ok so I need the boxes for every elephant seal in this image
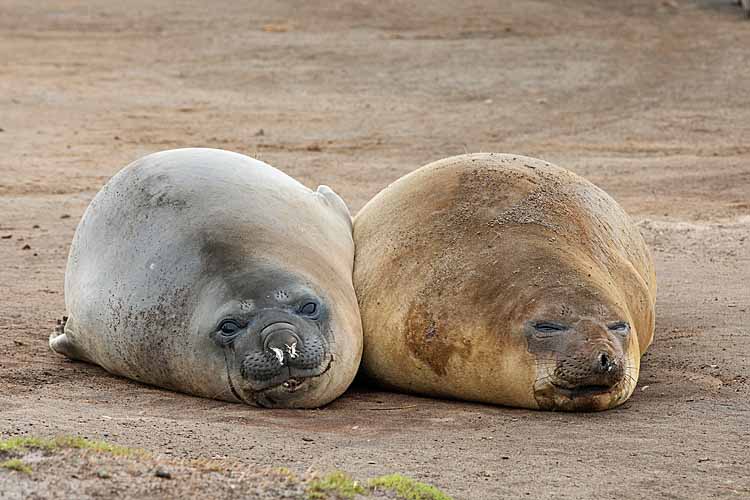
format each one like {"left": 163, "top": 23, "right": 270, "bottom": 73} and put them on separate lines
{"left": 50, "top": 148, "right": 362, "bottom": 408}
{"left": 354, "top": 153, "right": 655, "bottom": 411}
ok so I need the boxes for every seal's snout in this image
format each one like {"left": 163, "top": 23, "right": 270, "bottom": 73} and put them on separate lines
{"left": 544, "top": 335, "right": 627, "bottom": 398}
{"left": 595, "top": 351, "right": 616, "bottom": 374}
{"left": 262, "top": 322, "right": 302, "bottom": 365}
{"left": 237, "top": 317, "right": 331, "bottom": 393}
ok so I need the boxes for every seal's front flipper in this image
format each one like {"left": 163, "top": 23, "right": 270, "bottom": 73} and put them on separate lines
{"left": 49, "top": 316, "right": 92, "bottom": 363}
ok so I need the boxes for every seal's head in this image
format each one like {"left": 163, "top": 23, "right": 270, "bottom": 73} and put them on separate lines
{"left": 202, "top": 268, "right": 340, "bottom": 408}
{"left": 188, "top": 180, "right": 361, "bottom": 409}
{"left": 521, "top": 282, "right": 640, "bottom": 411}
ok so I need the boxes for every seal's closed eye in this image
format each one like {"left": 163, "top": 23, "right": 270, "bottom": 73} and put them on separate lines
{"left": 533, "top": 322, "right": 568, "bottom": 333}
{"left": 608, "top": 321, "right": 629, "bottom": 333}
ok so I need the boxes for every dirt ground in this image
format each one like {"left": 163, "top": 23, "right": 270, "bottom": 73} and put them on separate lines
{"left": 1, "top": 0, "right": 749, "bottom": 498}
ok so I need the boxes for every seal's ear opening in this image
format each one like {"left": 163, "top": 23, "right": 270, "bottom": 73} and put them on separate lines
{"left": 315, "top": 185, "right": 353, "bottom": 230}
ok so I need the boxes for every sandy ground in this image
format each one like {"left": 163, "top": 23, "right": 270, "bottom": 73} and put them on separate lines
{"left": 1, "top": 0, "right": 749, "bottom": 498}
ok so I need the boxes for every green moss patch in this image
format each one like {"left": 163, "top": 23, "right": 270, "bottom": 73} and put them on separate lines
{"left": 307, "top": 471, "right": 366, "bottom": 499}
{"left": 0, "top": 458, "right": 32, "bottom": 474}
{"left": 0, "top": 436, "right": 141, "bottom": 458}
{"left": 369, "top": 473, "right": 453, "bottom": 500}
{"left": 0, "top": 436, "right": 52, "bottom": 453}
{"left": 305, "top": 471, "right": 452, "bottom": 500}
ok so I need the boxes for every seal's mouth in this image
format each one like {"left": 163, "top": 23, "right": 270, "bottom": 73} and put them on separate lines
{"left": 223, "top": 342, "right": 334, "bottom": 406}
{"left": 531, "top": 351, "right": 637, "bottom": 411}
{"left": 533, "top": 380, "right": 625, "bottom": 412}
{"left": 247, "top": 354, "right": 333, "bottom": 398}
{"left": 551, "top": 383, "right": 615, "bottom": 398}
{"left": 251, "top": 358, "right": 334, "bottom": 408}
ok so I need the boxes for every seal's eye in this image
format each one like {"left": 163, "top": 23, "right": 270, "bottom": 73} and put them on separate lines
{"left": 533, "top": 322, "right": 567, "bottom": 333}
{"left": 219, "top": 320, "right": 241, "bottom": 336}
{"left": 608, "top": 321, "right": 630, "bottom": 333}
{"left": 299, "top": 301, "right": 319, "bottom": 318}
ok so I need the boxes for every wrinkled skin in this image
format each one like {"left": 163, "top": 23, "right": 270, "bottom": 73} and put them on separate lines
{"left": 354, "top": 153, "right": 655, "bottom": 411}
{"left": 51, "top": 148, "right": 362, "bottom": 408}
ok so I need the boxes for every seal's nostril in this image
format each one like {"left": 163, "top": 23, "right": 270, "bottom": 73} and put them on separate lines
{"left": 598, "top": 352, "right": 612, "bottom": 372}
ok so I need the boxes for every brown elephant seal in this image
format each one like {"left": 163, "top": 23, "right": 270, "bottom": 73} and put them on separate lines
{"left": 353, "top": 153, "right": 655, "bottom": 411}
{"left": 50, "top": 148, "right": 362, "bottom": 408}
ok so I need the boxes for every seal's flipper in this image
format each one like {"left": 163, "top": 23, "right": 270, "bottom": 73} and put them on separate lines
{"left": 49, "top": 316, "right": 92, "bottom": 363}
{"left": 53, "top": 315, "right": 67, "bottom": 337}
{"left": 315, "top": 185, "right": 353, "bottom": 229}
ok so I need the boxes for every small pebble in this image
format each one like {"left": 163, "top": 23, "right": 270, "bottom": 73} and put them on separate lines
{"left": 60, "top": 214, "right": 71, "bottom": 219}
{"left": 155, "top": 468, "right": 172, "bottom": 479}
{"left": 22, "top": 244, "right": 31, "bottom": 250}
{"left": 1, "top": 234, "right": 11, "bottom": 239}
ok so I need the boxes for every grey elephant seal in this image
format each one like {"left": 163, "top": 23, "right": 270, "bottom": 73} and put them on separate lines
{"left": 353, "top": 153, "right": 656, "bottom": 411}
{"left": 51, "top": 148, "right": 362, "bottom": 408}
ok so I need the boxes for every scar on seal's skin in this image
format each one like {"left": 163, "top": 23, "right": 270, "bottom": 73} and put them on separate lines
{"left": 405, "top": 302, "right": 472, "bottom": 376}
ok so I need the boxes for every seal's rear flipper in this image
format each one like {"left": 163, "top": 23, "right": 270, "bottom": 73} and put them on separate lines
{"left": 49, "top": 316, "right": 92, "bottom": 363}
{"left": 315, "top": 185, "right": 353, "bottom": 230}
